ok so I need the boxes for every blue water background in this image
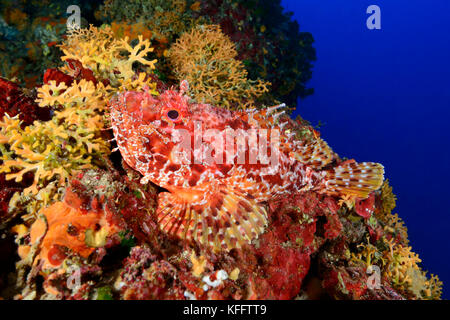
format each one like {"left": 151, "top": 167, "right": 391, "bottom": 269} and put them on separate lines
{"left": 282, "top": 0, "right": 450, "bottom": 298}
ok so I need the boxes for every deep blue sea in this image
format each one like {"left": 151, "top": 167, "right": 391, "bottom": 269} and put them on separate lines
{"left": 282, "top": 0, "right": 450, "bottom": 298}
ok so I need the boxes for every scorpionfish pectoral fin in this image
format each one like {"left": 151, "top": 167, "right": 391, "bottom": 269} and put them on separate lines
{"left": 156, "top": 186, "right": 268, "bottom": 251}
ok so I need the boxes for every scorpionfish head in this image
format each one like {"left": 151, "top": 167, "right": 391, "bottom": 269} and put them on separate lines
{"left": 110, "top": 80, "right": 214, "bottom": 172}
{"left": 112, "top": 80, "right": 192, "bottom": 133}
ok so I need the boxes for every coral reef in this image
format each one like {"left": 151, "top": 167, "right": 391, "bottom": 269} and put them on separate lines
{"left": 5, "top": 165, "right": 441, "bottom": 300}
{"left": 2, "top": 0, "right": 315, "bottom": 102}
{"left": 349, "top": 237, "right": 442, "bottom": 299}
{"left": 96, "top": 0, "right": 315, "bottom": 107}
{"left": 0, "top": 78, "right": 51, "bottom": 126}
{"left": 0, "top": 111, "right": 109, "bottom": 195}
{"left": 58, "top": 25, "right": 157, "bottom": 90}
{"left": 0, "top": 23, "right": 158, "bottom": 230}
{"left": 96, "top": 0, "right": 206, "bottom": 80}
{"left": 195, "top": 0, "right": 316, "bottom": 107}
{"left": 11, "top": 169, "right": 159, "bottom": 299}
{"left": 98, "top": 0, "right": 202, "bottom": 48}
{"left": 0, "top": 0, "right": 100, "bottom": 87}
{"left": 0, "top": 2, "right": 443, "bottom": 301}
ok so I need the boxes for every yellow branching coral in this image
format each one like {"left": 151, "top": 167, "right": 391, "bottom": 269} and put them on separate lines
{"left": 147, "top": 0, "right": 190, "bottom": 40}
{"left": 37, "top": 80, "right": 106, "bottom": 111}
{"left": 384, "top": 213, "right": 409, "bottom": 245}
{"left": 373, "top": 180, "right": 408, "bottom": 245}
{"left": 59, "top": 25, "right": 157, "bottom": 90}
{"left": 144, "top": 0, "right": 204, "bottom": 46}
{"left": 4, "top": 25, "right": 159, "bottom": 200}
{"left": 383, "top": 239, "right": 442, "bottom": 299}
{"left": 379, "top": 179, "right": 397, "bottom": 216}
{"left": 351, "top": 237, "right": 443, "bottom": 299}
{"left": 338, "top": 194, "right": 357, "bottom": 209}
{"left": 424, "top": 274, "right": 443, "bottom": 299}
{"left": 383, "top": 239, "right": 422, "bottom": 288}
{"left": 0, "top": 113, "right": 109, "bottom": 195}
{"left": 351, "top": 240, "right": 384, "bottom": 268}
{"left": 168, "top": 25, "right": 270, "bottom": 109}
{"left": 8, "top": 181, "right": 64, "bottom": 223}
{"left": 118, "top": 72, "right": 159, "bottom": 93}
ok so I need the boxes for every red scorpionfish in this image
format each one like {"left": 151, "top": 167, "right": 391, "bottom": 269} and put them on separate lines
{"left": 110, "top": 81, "right": 384, "bottom": 251}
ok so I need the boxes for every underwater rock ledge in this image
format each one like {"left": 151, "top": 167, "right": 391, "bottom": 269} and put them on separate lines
{"left": 0, "top": 1, "right": 443, "bottom": 300}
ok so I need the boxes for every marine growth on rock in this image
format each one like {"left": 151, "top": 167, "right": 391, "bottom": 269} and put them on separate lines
{"left": 0, "top": 0, "right": 442, "bottom": 301}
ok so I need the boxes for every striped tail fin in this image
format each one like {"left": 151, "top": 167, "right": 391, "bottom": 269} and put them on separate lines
{"left": 323, "top": 161, "right": 385, "bottom": 198}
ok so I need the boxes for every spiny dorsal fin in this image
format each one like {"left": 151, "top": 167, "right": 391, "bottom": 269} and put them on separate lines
{"left": 243, "top": 104, "right": 289, "bottom": 127}
{"left": 293, "top": 137, "right": 335, "bottom": 170}
{"left": 157, "top": 186, "right": 268, "bottom": 251}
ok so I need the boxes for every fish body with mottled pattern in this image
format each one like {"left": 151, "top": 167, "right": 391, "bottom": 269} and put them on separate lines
{"left": 110, "top": 81, "right": 384, "bottom": 251}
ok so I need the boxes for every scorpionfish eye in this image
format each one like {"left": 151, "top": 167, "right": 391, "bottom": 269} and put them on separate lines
{"left": 167, "top": 109, "right": 180, "bottom": 121}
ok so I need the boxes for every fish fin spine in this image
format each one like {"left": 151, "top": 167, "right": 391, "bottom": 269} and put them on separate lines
{"left": 157, "top": 186, "right": 268, "bottom": 251}
{"left": 293, "top": 137, "right": 335, "bottom": 169}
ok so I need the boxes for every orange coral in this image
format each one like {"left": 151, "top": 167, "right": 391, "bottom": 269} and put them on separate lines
{"left": 26, "top": 193, "right": 120, "bottom": 270}
{"left": 99, "top": 0, "right": 199, "bottom": 46}
{"left": 2, "top": 8, "right": 28, "bottom": 31}
{"left": 110, "top": 21, "right": 153, "bottom": 41}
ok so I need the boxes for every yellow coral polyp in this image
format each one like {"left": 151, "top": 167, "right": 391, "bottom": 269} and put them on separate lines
{"left": 190, "top": 251, "right": 207, "bottom": 277}
{"left": 338, "top": 194, "right": 357, "bottom": 209}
